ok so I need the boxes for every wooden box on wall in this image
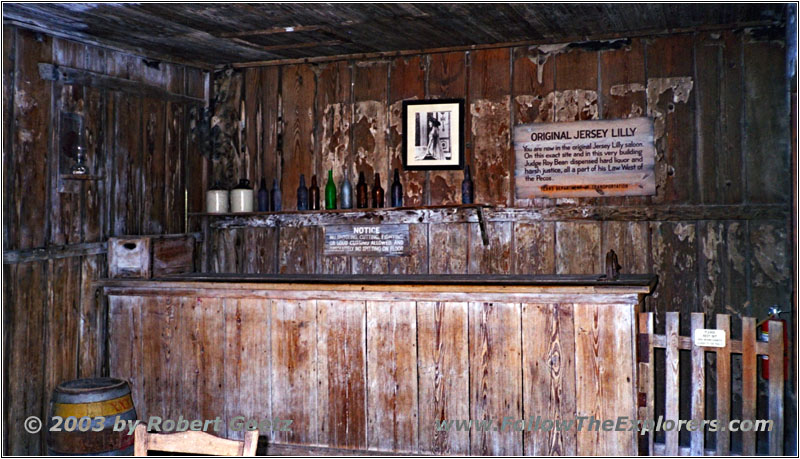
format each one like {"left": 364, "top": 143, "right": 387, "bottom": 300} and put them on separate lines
{"left": 108, "top": 235, "right": 195, "bottom": 278}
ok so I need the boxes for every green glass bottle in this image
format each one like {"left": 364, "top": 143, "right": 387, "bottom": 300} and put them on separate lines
{"left": 325, "top": 169, "right": 337, "bottom": 210}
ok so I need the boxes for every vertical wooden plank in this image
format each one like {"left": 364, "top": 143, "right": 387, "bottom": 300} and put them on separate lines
{"left": 13, "top": 29, "right": 51, "bottom": 249}
{"left": 44, "top": 257, "right": 81, "bottom": 400}
{"left": 164, "top": 98, "right": 185, "bottom": 233}
{"left": 650, "top": 222, "right": 698, "bottom": 333}
{"left": 141, "top": 296, "right": 179, "bottom": 420}
{"left": 259, "top": 67, "right": 280, "bottom": 184}
{"left": 142, "top": 97, "right": 167, "bottom": 234}
{"left": 638, "top": 312, "right": 655, "bottom": 456}
{"left": 469, "top": 301, "right": 522, "bottom": 455}
{"left": 513, "top": 222, "right": 555, "bottom": 274}
{"left": 51, "top": 80, "right": 84, "bottom": 245}
{"left": 281, "top": 64, "right": 315, "bottom": 210}
{"left": 512, "top": 44, "right": 555, "bottom": 208}
{"left": 429, "top": 52, "right": 468, "bottom": 205}
{"left": 429, "top": 223, "right": 468, "bottom": 275}
{"left": 317, "top": 300, "right": 366, "bottom": 449}
{"left": 315, "top": 227, "right": 349, "bottom": 275}
{"left": 743, "top": 32, "right": 789, "bottom": 203}
{"left": 468, "top": 221, "right": 512, "bottom": 274}
{"left": 278, "top": 226, "right": 316, "bottom": 274}
{"left": 243, "top": 227, "right": 277, "bottom": 274}
{"left": 107, "top": 295, "right": 144, "bottom": 418}
{"left": 351, "top": 62, "right": 389, "bottom": 273}
{"left": 83, "top": 84, "right": 105, "bottom": 242}
{"left": 77, "top": 254, "right": 103, "bottom": 377}
{"left": 243, "top": 67, "right": 262, "bottom": 186}
{"left": 715, "top": 314, "right": 731, "bottom": 455}
{"left": 224, "top": 298, "right": 271, "bottom": 440}
{"left": 690, "top": 312, "right": 705, "bottom": 455}
{"left": 352, "top": 60, "right": 389, "bottom": 190}
{"left": 389, "top": 56, "right": 426, "bottom": 206}
{"left": 695, "top": 31, "right": 744, "bottom": 204}
{"left": 600, "top": 38, "right": 646, "bottom": 120}
{"left": 181, "top": 297, "right": 225, "bottom": 425}
{"left": 767, "top": 320, "right": 785, "bottom": 455}
{"left": 6, "top": 262, "right": 46, "bottom": 455}
{"left": 664, "top": 311, "right": 680, "bottom": 456}
{"left": 112, "top": 91, "right": 142, "bottom": 235}
{"left": 469, "top": 48, "right": 511, "bottom": 206}
{"left": 741, "top": 316, "right": 757, "bottom": 456}
{"left": 315, "top": 61, "right": 352, "bottom": 207}
{"left": 699, "top": 221, "right": 749, "bottom": 333}
{"left": 555, "top": 222, "right": 602, "bottom": 274}
{"left": 601, "top": 221, "right": 649, "bottom": 274}
{"left": 574, "top": 303, "right": 637, "bottom": 456}
{"left": 366, "top": 301, "right": 418, "bottom": 452}
{"left": 417, "top": 301, "right": 469, "bottom": 455}
{"left": 523, "top": 303, "right": 577, "bottom": 455}
{"left": 646, "top": 34, "right": 697, "bottom": 204}
{"left": 271, "top": 300, "right": 317, "bottom": 445}
{"left": 3, "top": 25, "right": 16, "bottom": 250}
{"left": 388, "top": 224, "right": 428, "bottom": 275}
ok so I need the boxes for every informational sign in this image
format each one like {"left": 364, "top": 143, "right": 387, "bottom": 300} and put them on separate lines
{"left": 693, "top": 329, "right": 727, "bottom": 348}
{"left": 323, "top": 224, "right": 409, "bottom": 257}
{"left": 514, "top": 117, "right": 656, "bottom": 198}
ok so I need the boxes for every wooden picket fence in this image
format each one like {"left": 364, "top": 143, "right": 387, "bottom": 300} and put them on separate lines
{"left": 638, "top": 312, "right": 785, "bottom": 456}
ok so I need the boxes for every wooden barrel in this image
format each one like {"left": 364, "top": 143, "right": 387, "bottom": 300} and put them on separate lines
{"left": 47, "top": 378, "right": 137, "bottom": 456}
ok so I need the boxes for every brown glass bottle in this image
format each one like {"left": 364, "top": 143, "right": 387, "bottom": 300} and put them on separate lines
{"left": 309, "top": 175, "right": 320, "bottom": 210}
{"left": 371, "top": 173, "right": 384, "bottom": 208}
{"left": 356, "top": 171, "right": 369, "bottom": 208}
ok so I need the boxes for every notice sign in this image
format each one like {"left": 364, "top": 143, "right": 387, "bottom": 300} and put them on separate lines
{"left": 514, "top": 117, "right": 656, "bottom": 198}
{"left": 693, "top": 329, "right": 726, "bottom": 348}
{"left": 324, "top": 224, "right": 409, "bottom": 257}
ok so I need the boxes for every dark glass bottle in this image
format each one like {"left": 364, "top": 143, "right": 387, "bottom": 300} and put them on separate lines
{"left": 461, "top": 165, "right": 474, "bottom": 204}
{"left": 325, "top": 169, "right": 337, "bottom": 210}
{"left": 372, "top": 173, "right": 384, "bottom": 208}
{"left": 297, "top": 174, "right": 309, "bottom": 210}
{"left": 390, "top": 168, "right": 403, "bottom": 207}
{"left": 356, "top": 171, "right": 369, "bottom": 209}
{"left": 271, "top": 178, "right": 282, "bottom": 211}
{"left": 257, "top": 177, "right": 269, "bottom": 212}
{"left": 309, "top": 175, "right": 320, "bottom": 210}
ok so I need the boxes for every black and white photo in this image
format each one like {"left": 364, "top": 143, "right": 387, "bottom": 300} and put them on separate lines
{"left": 402, "top": 99, "right": 464, "bottom": 170}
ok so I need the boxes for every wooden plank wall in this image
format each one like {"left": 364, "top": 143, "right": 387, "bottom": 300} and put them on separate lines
{"left": 2, "top": 25, "right": 208, "bottom": 455}
{"left": 208, "top": 28, "right": 795, "bottom": 453}
{"left": 108, "top": 295, "right": 640, "bottom": 455}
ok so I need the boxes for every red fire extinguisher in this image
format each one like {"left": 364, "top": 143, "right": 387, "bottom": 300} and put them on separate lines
{"left": 758, "top": 305, "right": 788, "bottom": 381}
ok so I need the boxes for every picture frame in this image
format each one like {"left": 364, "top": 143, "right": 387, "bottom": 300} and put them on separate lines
{"left": 402, "top": 98, "right": 464, "bottom": 170}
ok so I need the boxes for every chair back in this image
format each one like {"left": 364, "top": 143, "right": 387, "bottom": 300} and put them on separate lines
{"left": 133, "top": 424, "right": 258, "bottom": 456}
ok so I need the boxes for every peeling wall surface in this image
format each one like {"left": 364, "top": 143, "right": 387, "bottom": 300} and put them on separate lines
{"left": 208, "top": 29, "right": 795, "bottom": 454}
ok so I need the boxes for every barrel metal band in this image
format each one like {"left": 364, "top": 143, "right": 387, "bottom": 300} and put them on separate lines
{"left": 53, "top": 394, "right": 134, "bottom": 418}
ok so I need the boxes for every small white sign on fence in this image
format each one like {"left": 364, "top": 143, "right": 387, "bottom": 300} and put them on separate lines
{"left": 693, "top": 329, "right": 727, "bottom": 348}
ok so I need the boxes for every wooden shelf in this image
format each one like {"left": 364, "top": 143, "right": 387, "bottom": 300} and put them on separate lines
{"left": 59, "top": 173, "right": 105, "bottom": 181}
{"left": 188, "top": 203, "right": 487, "bottom": 218}
{"left": 189, "top": 204, "right": 489, "bottom": 229}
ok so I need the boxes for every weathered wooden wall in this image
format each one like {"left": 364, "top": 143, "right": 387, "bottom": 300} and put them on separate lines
{"left": 207, "top": 28, "right": 795, "bottom": 453}
{"left": 2, "top": 25, "right": 208, "bottom": 455}
{"left": 105, "top": 280, "right": 646, "bottom": 455}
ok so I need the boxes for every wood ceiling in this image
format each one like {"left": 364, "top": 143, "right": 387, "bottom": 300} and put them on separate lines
{"left": 2, "top": 3, "right": 787, "bottom": 68}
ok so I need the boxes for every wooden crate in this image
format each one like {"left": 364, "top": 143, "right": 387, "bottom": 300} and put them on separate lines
{"left": 108, "top": 235, "right": 194, "bottom": 279}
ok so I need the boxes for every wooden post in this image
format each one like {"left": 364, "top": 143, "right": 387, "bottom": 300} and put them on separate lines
{"left": 715, "top": 314, "right": 731, "bottom": 455}
{"left": 689, "top": 312, "right": 705, "bottom": 455}
{"left": 741, "top": 316, "right": 757, "bottom": 455}
{"left": 664, "top": 311, "right": 680, "bottom": 455}
{"left": 767, "top": 320, "right": 785, "bottom": 455}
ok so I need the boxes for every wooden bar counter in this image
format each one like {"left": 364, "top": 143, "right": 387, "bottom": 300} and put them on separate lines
{"left": 99, "top": 274, "right": 656, "bottom": 456}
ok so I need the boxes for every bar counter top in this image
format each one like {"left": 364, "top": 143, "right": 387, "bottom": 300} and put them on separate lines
{"left": 97, "top": 273, "right": 657, "bottom": 294}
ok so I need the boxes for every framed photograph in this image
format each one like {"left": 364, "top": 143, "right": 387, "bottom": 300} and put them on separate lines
{"left": 402, "top": 99, "right": 464, "bottom": 170}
